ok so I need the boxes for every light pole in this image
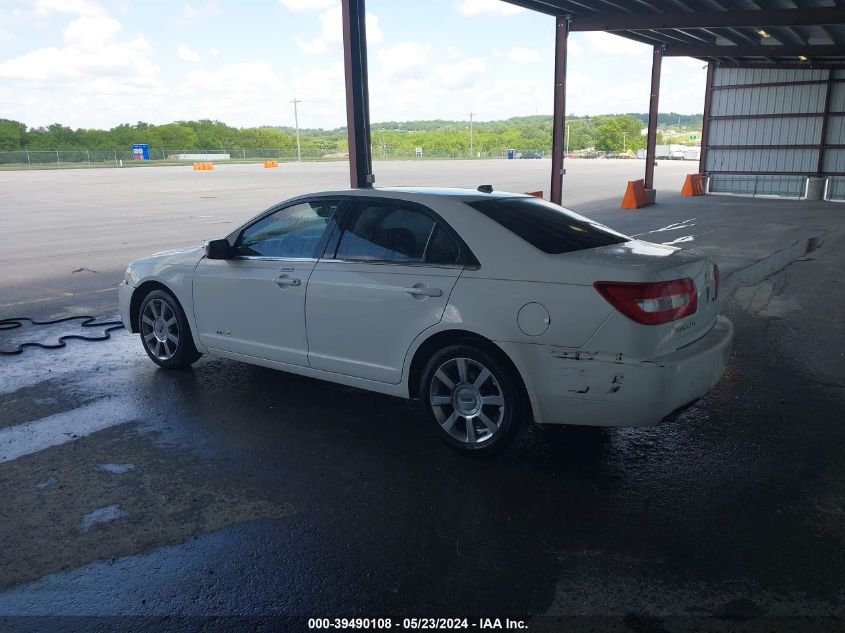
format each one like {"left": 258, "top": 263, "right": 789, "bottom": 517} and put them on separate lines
{"left": 469, "top": 112, "right": 476, "bottom": 156}
{"left": 623, "top": 131, "right": 627, "bottom": 152}
{"left": 291, "top": 98, "right": 302, "bottom": 161}
{"left": 565, "top": 123, "right": 570, "bottom": 155}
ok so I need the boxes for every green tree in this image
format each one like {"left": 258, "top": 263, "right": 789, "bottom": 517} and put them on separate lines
{"left": 0, "top": 119, "right": 27, "bottom": 150}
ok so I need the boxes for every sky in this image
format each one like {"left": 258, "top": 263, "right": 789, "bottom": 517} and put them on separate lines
{"left": 0, "top": 0, "right": 708, "bottom": 130}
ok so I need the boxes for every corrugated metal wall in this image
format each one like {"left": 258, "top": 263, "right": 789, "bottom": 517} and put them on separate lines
{"left": 824, "top": 69, "right": 845, "bottom": 179}
{"left": 703, "top": 66, "right": 844, "bottom": 198}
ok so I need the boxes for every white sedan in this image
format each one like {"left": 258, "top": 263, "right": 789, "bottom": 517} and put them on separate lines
{"left": 119, "top": 187, "right": 732, "bottom": 454}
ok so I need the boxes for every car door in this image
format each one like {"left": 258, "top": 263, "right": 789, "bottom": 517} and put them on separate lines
{"left": 306, "top": 197, "right": 465, "bottom": 384}
{"left": 193, "top": 198, "right": 342, "bottom": 366}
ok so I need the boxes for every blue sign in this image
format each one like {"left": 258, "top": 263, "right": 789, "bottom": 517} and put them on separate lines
{"left": 132, "top": 144, "right": 150, "bottom": 160}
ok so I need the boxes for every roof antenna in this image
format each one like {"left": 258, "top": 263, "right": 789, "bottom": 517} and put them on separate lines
{"left": 477, "top": 184, "right": 493, "bottom": 193}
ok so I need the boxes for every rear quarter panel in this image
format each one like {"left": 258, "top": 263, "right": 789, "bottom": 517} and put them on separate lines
{"left": 444, "top": 277, "right": 613, "bottom": 348}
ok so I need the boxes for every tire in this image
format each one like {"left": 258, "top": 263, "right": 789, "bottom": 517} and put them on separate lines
{"left": 138, "top": 289, "right": 201, "bottom": 369}
{"left": 419, "top": 344, "right": 522, "bottom": 455}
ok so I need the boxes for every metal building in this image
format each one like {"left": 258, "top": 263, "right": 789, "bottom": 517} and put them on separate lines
{"left": 339, "top": 0, "right": 845, "bottom": 204}
{"left": 703, "top": 65, "right": 845, "bottom": 199}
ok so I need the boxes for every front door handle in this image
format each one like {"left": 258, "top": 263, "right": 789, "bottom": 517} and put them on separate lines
{"left": 405, "top": 286, "right": 442, "bottom": 297}
{"left": 275, "top": 275, "right": 301, "bottom": 288}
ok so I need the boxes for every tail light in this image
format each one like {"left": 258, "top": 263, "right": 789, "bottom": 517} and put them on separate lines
{"left": 594, "top": 278, "right": 698, "bottom": 325}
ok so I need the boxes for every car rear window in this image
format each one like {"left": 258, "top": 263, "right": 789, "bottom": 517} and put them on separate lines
{"left": 466, "top": 197, "right": 629, "bottom": 254}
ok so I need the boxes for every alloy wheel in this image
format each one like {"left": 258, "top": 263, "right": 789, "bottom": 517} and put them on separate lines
{"left": 429, "top": 357, "right": 506, "bottom": 445}
{"left": 141, "top": 298, "right": 179, "bottom": 361}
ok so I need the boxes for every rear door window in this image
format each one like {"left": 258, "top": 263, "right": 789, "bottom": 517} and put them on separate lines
{"left": 335, "top": 204, "right": 434, "bottom": 262}
{"left": 466, "top": 197, "right": 629, "bottom": 254}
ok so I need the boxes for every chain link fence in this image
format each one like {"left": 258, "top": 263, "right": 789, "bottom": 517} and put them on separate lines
{"left": 0, "top": 148, "right": 548, "bottom": 170}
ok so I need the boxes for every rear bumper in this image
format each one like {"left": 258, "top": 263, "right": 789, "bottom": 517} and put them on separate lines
{"left": 498, "top": 316, "right": 733, "bottom": 426}
{"left": 118, "top": 281, "right": 134, "bottom": 332}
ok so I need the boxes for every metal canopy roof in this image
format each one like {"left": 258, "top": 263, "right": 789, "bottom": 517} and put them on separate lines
{"left": 503, "top": 1, "right": 845, "bottom": 66}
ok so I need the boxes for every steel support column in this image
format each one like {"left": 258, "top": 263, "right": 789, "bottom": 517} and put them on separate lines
{"left": 550, "top": 16, "right": 569, "bottom": 205}
{"left": 341, "top": 0, "right": 373, "bottom": 188}
{"left": 698, "top": 62, "right": 714, "bottom": 176}
{"left": 645, "top": 45, "right": 663, "bottom": 194}
{"left": 817, "top": 69, "right": 834, "bottom": 175}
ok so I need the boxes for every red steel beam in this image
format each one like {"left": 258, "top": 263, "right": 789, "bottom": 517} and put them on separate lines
{"left": 341, "top": 0, "right": 373, "bottom": 189}
{"left": 664, "top": 44, "right": 844, "bottom": 58}
{"left": 817, "top": 70, "right": 834, "bottom": 175}
{"left": 550, "top": 16, "right": 569, "bottom": 205}
{"left": 644, "top": 45, "right": 663, "bottom": 192}
{"left": 698, "top": 62, "right": 714, "bottom": 176}
{"left": 568, "top": 7, "right": 845, "bottom": 31}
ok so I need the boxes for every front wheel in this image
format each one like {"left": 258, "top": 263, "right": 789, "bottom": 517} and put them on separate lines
{"left": 420, "top": 345, "right": 522, "bottom": 455}
{"left": 138, "top": 289, "right": 201, "bottom": 369}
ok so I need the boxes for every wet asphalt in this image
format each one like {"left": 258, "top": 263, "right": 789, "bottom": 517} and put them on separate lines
{"left": 1, "top": 163, "right": 844, "bottom": 630}
{"left": 1, "top": 285, "right": 844, "bottom": 630}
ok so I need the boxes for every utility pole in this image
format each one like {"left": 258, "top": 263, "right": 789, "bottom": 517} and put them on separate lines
{"left": 565, "top": 123, "right": 570, "bottom": 155}
{"left": 469, "top": 112, "right": 476, "bottom": 155}
{"left": 291, "top": 98, "right": 302, "bottom": 161}
{"left": 623, "top": 131, "right": 627, "bottom": 152}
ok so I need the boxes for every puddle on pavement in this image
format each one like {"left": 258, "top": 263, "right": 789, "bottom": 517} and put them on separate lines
{"left": 0, "top": 422, "right": 296, "bottom": 591}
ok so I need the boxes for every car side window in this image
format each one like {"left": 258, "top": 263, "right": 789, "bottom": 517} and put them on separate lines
{"left": 335, "top": 203, "right": 436, "bottom": 263}
{"left": 425, "top": 224, "right": 460, "bottom": 265}
{"left": 235, "top": 200, "right": 339, "bottom": 259}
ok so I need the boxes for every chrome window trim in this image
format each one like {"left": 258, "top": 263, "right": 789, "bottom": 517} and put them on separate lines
{"left": 230, "top": 256, "right": 319, "bottom": 263}
{"left": 317, "top": 258, "right": 467, "bottom": 271}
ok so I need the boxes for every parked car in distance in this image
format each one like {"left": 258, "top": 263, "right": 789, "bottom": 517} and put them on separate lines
{"left": 119, "top": 187, "right": 732, "bottom": 454}
{"left": 520, "top": 151, "right": 543, "bottom": 159}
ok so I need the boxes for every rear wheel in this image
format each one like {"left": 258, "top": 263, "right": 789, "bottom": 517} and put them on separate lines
{"left": 420, "top": 344, "right": 522, "bottom": 455}
{"left": 138, "top": 289, "right": 201, "bottom": 369}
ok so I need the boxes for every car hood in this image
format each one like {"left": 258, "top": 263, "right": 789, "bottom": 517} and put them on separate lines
{"left": 130, "top": 245, "right": 205, "bottom": 269}
{"left": 139, "top": 246, "right": 205, "bottom": 266}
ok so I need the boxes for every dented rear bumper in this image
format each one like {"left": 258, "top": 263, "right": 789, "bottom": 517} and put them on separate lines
{"left": 498, "top": 316, "right": 733, "bottom": 426}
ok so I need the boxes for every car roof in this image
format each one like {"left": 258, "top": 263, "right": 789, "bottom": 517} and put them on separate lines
{"left": 301, "top": 187, "right": 531, "bottom": 201}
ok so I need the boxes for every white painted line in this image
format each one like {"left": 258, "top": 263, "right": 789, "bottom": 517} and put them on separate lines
{"left": 0, "top": 399, "right": 129, "bottom": 464}
{"left": 662, "top": 235, "right": 695, "bottom": 245}
{"left": 634, "top": 218, "right": 697, "bottom": 236}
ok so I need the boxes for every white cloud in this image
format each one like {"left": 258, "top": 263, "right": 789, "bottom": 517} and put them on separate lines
{"left": 182, "top": 62, "right": 280, "bottom": 94}
{"left": 583, "top": 32, "right": 650, "bottom": 56}
{"left": 0, "top": 26, "right": 15, "bottom": 45}
{"left": 568, "top": 38, "right": 584, "bottom": 56}
{"left": 0, "top": 16, "right": 158, "bottom": 86}
{"left": 33, "top": 0, "right": 103, "bottom": 17}
{"left": 507, "top": 47, "right": 539, "bottom": 64}
{"left": 208, "top": 47, "right": 219, "bottom": 57}
{"left": 0, "top": 7, "right": 167, "bottom": 128}
{"left": 456, "top": 0, "right": 524, "bottom": 16}
{"left": 277, "top": 0, "right": 336, "bottom": 12}
{"left": 177, "top": 43, "right": 200, "bottom": 62}
{"left": 297, "top": 4, "right": 382, "bottom": 54}
{"left": 64, "top": 16, "right": 121, "bottom": 49}
{"left": 435, "top": 56, "right": 486, "bottom": 89}
{"left": 288, "top": 61, "right": 346, "bottom": 127}
{"left": 181, "top": 3, "right": 198, "bottom": 20}
{"left": 376, "top": 42, "right": 430, "bottom": 78}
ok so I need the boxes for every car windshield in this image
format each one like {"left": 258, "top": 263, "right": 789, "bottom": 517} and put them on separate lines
{"left": 466, "top": 197, "right": 629, "bottom": 255}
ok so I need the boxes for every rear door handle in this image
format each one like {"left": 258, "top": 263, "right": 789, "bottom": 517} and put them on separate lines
{"left": 275, "top": 275, "right": 301, "bottom": 288}
{"left": 405, "top": 286, "right": 442, "bottom": 297}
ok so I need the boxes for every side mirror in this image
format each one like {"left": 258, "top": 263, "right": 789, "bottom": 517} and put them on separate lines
{"left": 205, "top": 239, "right": 233, "bottom": 260}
